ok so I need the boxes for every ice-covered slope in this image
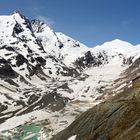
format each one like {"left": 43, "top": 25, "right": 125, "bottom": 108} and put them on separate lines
{"left": 0, "top": 11, "right": 140, "bottom": 139}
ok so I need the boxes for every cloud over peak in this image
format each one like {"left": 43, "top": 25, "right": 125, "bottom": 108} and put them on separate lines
{"left": 36, "top": 15, "right": 54, "bottom": 27}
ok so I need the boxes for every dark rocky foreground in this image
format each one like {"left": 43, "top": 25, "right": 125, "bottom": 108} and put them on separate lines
{"left": 52, "top": 83, "right": 140, "bottom": 140}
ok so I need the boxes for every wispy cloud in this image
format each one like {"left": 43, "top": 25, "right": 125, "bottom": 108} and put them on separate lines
{"left": 32, "top": 7, "right": 40, "bottom": 14}
{"left": 36, "top": 16, "right": 54, "bottom": 27}
{"left": 121, "top": 20, "right": 132, "bottom": 27}
{"left": 29, "top": 7, "right": 40, "bottom": 17}
{"left": 29, "top": 7, "right": 54, "bottom": 28}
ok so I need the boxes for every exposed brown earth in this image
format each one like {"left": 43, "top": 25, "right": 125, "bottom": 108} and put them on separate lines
{"left": 51, "top": 78, "right": 140, "bottom": 140}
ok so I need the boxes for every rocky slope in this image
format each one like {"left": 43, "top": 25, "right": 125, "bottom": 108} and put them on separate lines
{"left": 52, "top": 74, "right": 140, "bottom": 140}
{"left": 0, "top": 11, "right": 140, "bottom": 139}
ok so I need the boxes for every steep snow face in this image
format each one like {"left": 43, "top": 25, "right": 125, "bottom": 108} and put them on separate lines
{"left": 31, "top": 20, "right": 88, "bottom": 65}
{"left": 0, "top": 12, "right": 140, "bottom": 139}
{"left": 56, "top": 32, "right": 88, "bottom": 65}
{"left": 31, "top": 19, "right": 60, "bottom": 53}
{"left": 0, "top": 12, "right": 33, "bottom": 45}
{"left": 93, "top": 39, "right": 134, "bottom": 58}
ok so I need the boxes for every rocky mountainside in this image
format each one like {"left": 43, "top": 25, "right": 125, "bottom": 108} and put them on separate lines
{"left": 0, "top": 11, "right": 140, "bottom": 139}
{"left": 52, "top": 73, "right": 140, "bottom": 140}
{"left": 51, "top": 52, "right": 140, "bottom": 140}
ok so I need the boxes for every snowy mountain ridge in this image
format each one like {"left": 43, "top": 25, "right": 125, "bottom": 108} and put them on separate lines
{"left": 0, "top": 11, "right": 140, "bottom": 139}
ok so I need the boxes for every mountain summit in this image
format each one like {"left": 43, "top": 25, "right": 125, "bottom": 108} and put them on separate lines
{"left": 0, "top": 12, "right": 140, "bottom": 139}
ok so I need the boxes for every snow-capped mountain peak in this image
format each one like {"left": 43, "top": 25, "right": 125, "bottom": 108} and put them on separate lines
{"left": 0, "top": 12, "right": 140, "bottom": 139}
{"left": 93, "top": 39, "right": 136, "bottom": 58}
{"left": 105, "top": 39, "right": 133, "bottom": 48}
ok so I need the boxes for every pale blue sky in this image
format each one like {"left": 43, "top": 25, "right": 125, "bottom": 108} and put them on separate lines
{"left": 0, "top": 0, "right": 140, "bottom": 47}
